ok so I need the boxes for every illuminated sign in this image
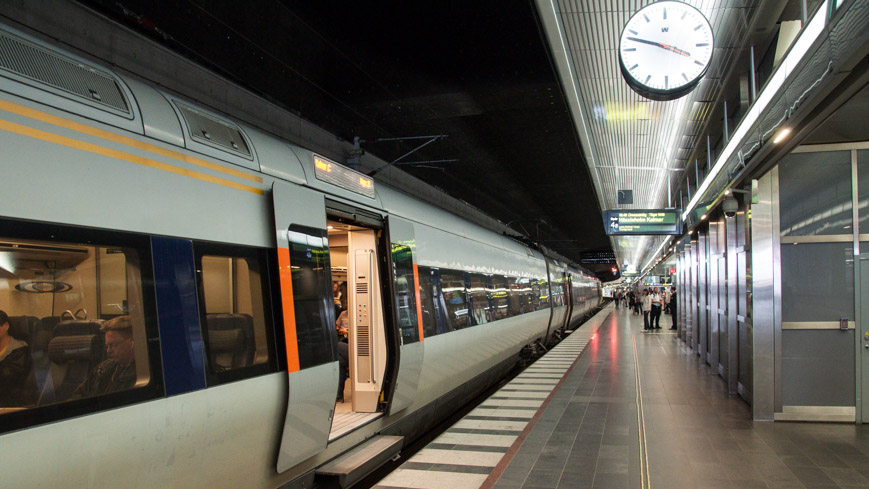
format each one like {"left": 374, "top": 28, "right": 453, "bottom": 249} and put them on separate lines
{"left": 313, "top": 155, "right": 375, "bottom": 199}
{"left": 603, "top": 209, "right": 681, "bottom": 235}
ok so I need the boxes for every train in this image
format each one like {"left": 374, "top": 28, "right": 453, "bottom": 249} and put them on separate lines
{"left": 0, "top": 22, "right": 601, "bottom": 488}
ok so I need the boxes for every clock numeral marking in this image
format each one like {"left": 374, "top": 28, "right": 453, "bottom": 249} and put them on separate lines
{"left": 696, "top": 43, "right": 709, "bottom": 47}
{"left": 629, "top": 64, "right": 639, "bottom": 71}
{"left": 643, "top": 14, "right": 650, "bottom": 22}
{"left": 665, "top": 76, "right": 669, "bottom": 89}
{"left": 681, "top": 11, "right": 687, "bottom": 20}
{"left": 645, "top": 75, "right": 651, "bottom": 84}
{"left": 629, "top": 29, "right": 638, "bottom": 35}
{"left": 694, "top": 60, "right": 704, "bottom": 66}
{"left": 682, "top": 72, "right": 689, "bottom": 82}
{"left": 624, "top": 48, "right": 637, "bottom": 52}
{"left": 663, "top": 8, "right": 667, "bottom": 19}
{"left": 694, "top": 24, "right": 703, "bottom": 31}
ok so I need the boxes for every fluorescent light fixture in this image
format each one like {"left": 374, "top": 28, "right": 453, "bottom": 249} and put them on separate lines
{"left": 773, "top": 127, "right": 791, "bottom": 144}
{"left": 682, "top": 0, "right": 828, "bottom": 221}
{"left": 641, "top": 237, "right": 671, "bottom": 273}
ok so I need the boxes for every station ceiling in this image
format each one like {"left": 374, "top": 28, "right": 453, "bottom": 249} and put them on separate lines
{"left": 76, "top": 0, "right": 613, "bottom": 274}
{"left": 72, "top": 0, "right": 827, "bottom": 281}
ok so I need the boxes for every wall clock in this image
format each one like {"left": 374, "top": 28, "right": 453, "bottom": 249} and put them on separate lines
{"left": 618, "top": 1, "right": 714, "bottom": 101}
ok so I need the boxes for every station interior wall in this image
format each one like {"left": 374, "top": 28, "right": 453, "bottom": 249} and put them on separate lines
{"left": 677, "top": 142, "right": 869, "bottom": 422}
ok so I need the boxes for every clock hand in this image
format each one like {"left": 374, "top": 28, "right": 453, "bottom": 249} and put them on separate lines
{"left": 626, "top": 37, "right": 692, "bottom": 57}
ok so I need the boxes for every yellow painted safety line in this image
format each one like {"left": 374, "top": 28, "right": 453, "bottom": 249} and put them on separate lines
{"left": 0, "top": 119, "right": 264, "bottom": 196}
{"left": 0, "top": 99, "right": 262, "bottom": 183}
{"left": 632, "top": 333, "right": 651, "bottom": 489}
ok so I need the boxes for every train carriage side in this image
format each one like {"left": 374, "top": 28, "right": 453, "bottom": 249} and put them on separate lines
{"left": 0, "top": 26, "right": 310, "bottom": 489}
{"left": 0, "top": 22, "right": 600, "bottom": 489}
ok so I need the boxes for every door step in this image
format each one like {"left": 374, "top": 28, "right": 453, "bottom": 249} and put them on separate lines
{"left": 316, "top": 435, "right": 404, "bottom": 488}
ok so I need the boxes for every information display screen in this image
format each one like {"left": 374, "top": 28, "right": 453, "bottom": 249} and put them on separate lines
{"left": 313, "top": 155, "right": 376, "bottom": 199}
{"left": 603, "top": 209, "right": 681, "bottom": 235}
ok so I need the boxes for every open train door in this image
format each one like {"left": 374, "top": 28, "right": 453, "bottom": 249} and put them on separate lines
{"left": 272, "top": 181, "right": 339, "bottom": 473}
{"left": 384, "top": 216, "right": 424, "bottom": 415}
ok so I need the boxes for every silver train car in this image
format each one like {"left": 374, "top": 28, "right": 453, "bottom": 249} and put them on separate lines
{"left": 0, "top": 23, "right": 601, "bottom": 488}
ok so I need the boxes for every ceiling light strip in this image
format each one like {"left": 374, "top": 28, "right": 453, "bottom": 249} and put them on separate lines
{"left": 681, "top": 0, "right": 829, "bottom": 221}
{"left": 642, "top": 236, "right": 672, "bottom": 275}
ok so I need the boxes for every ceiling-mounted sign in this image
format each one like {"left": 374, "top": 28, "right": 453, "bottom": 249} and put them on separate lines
{"left": 580, "top": 250, "right": 616, "bottom": 264}
{"left": 603, "top": 209, "right": 682, "bottom": 235}
{"left": 617, "top": 189, "right": 633, "bottom": 205}
{"left": 618, "top": 1, "right": 714, "bottom": 101}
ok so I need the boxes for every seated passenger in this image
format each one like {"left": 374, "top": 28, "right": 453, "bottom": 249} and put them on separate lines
{"left": 0, "top": 309, "right": 35, "bottom": 407}
{"left": 336, "top": 309, "right": 349, "bottom": 403}
{"left": 72, "top": 316, "right": 136, "bottom": 399}
{"left": 336, "top": 309, "right": 349, "bottom": 342}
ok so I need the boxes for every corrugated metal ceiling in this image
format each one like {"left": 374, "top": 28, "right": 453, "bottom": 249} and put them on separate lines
{"left": 543, "top": 0, "right": 759, "bottom": 273}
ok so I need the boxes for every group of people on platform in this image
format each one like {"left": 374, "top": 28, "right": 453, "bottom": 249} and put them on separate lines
{"left": 614, "top": 287, "right": 677, "bottom": 331}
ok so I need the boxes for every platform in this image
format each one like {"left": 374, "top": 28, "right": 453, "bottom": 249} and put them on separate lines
{"left": 375, "top": 304, "right": 869, "bottom": 489}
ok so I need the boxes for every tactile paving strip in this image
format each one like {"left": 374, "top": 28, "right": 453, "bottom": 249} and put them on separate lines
{"left": 373, "top": 306, "right": 613, "bottom": 489}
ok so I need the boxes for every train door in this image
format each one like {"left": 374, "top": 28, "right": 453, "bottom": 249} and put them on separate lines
{"left": 272, "top": 182, "right": 338, "bottom": 473}
{"left": 326, "top": 213, "right": 388, "bottom": 438}
{"left": 325, "top": 205, "right": 421, "bottom": 438}
{"left": 562, "top": 274, "right": 573, "bottom": 330}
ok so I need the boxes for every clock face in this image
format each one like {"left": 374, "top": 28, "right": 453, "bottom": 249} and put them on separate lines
{"left": 618, "top": 1, "right": 714, "bottom": 101}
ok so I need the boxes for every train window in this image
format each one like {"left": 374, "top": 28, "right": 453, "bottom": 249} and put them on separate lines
{"left": 509, "top": 277, "right": 534, "bottom": 315}
{"left": 468, "top": 273, "right": 491, "bottom": 326}
{"left": 535, "top": 279, "right": 550, "bottom": 310}
{"left": 417, "top": 266, "right": 438, "bottom": 338}
{"left": 390, "top": 243, "right": 419, "bottom": 344}
{"left": 490, "top": 275, "right": 510, "bottom": 320}
{"left": 287, "top": 225, "right": 336, "bottom": 369}
{"left": 194, "top": 244, "right": 275, "bottom": 383}
{"left": 438, "top": 270, "right": 469, "bottom": 330}
{"left": 0, "top": 219, "right": 161, "bottom": 432}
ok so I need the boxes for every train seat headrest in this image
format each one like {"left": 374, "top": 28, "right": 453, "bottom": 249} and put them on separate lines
{"left": 47, "top": 335, "right": 99, "bottom": 363}
{"left": 7, "top": 315, "right": 38, "bottom": 344}
{"left": 53, "top": 320, "right": 103, "bottom": 337}
{"left": 208, "top": 329, "right": 242, "bottom": 353}
{"left": 206, "top": 313, "right": 253, "bottom": 331}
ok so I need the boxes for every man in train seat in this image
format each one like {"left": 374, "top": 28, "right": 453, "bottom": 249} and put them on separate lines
{"left": 0, "top": 309, "right": 36, "bottom": 407}
{"left": 72, "top": 315, "right": 136, "bottom": 399}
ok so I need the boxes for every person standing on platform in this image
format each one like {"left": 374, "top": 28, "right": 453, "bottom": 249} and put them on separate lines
{"left": 642, "top": 289, "right": 652, "bottom": 331}
{"left": 662, "top": 287, "right": 670, "bottom": 314}
{"left": 615, "top": 291, "right": 621, "bottom": 309}
{"left": 670, "top": 287, "right": 678, "bottom": 330}
{"left": 650, "top": 288, "right": 662, "bottom": 329}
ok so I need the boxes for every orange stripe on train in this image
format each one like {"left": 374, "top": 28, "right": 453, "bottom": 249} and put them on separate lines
{"left": 277, "top": 247, "right": 300, "bottom": 373}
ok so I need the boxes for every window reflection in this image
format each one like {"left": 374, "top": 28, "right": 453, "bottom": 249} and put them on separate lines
{"left": 779, "top": 151, "right": 853, "bottom": 236}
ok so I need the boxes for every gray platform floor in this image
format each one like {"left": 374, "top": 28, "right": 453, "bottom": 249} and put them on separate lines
{"left": 375, "top": 304, "right": 869, "bottom": 488}
{"left": 490, "top": 305, "right": 869, "bottom": 489}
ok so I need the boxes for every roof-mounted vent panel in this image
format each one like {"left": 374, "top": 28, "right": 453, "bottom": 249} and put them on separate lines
{"left": 175, "top": 102, "right": 252, "bottom": 159}
{"left": 0, "top": 30, "right": 130, "bottom": 116}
